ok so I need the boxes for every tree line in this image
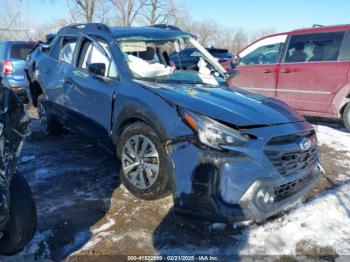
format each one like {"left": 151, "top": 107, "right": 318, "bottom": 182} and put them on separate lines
{"left": 0, "top": 0, "right": 275, "bottom": 53}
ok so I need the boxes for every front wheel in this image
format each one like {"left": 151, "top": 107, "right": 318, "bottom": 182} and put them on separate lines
{"left": 117, "top": 122, "right": 172, "bottom": 200}
{"left": 0, "top": 173, "right": 37, "bottom": 255}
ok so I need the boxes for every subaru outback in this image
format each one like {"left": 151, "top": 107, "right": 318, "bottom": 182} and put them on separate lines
{"left": 26, "top": 23, "right": 323, "bottom": 222}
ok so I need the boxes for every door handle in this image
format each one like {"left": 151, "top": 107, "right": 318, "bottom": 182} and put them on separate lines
{"left": 65, "top": 79, "right": 74, "bottom": 87}
{"left": 263, "top": 69, "right": 274, "bottom": 74}
{"left": 280, "top": 68, "right": 294, "bottom": 73}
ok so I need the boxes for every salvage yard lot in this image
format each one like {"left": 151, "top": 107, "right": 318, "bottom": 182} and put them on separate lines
{"left": 3, "top": 109, "right": 350, "bottom": 261}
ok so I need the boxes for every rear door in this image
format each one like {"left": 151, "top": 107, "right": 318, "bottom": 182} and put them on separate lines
{"left": 277, "top": 31, "right": 349, "bottom": 114}
{"left": 39, "top": 36, "right": 78, "bottom": 108}
{"left": 65, "top": 37, "right": 119, "bottom": 141}
{"left": 229, "top": 34, "right": 287, "bottom": 97}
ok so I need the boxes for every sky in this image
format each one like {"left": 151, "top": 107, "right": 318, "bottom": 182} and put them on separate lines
{"left": 17, "top": 0, "right": 350, "bottom": 32}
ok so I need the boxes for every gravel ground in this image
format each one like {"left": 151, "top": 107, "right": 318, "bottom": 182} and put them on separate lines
{"left": 1, "top": 109, "right": 349, "bottom": 261}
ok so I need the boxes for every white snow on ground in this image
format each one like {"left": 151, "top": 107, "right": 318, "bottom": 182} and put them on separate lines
{"left": 19, "top": 154, "right": 36, "bottom": 163}
{"left": 92, "top": 218, "right": 116, "bottom": 234}
{"left": 236, "top": 183, "right": 350, "bottom": 255}
{"left": 314, "top": 124, "right": 350, "bottom": 151}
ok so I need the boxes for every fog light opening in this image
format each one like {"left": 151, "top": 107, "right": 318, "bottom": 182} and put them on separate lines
{"left": 257, "top": 188, "right": 275, "bottom": 208}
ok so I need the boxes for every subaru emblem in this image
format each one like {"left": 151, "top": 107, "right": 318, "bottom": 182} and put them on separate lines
{"left": 298, "top": 137, "right": 312, "bottom": 151}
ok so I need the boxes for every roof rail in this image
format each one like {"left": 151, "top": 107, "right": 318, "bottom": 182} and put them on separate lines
{"left": 312, "top": 24, "right": 324, "bottom": 28}
{"left": 149, "top": 24, "right": 183, "bottom": 32}
{"left": 58, "top": 23, "right": 111, "bottom": 35}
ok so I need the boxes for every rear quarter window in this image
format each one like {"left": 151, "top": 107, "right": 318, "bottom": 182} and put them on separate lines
{"left": 285, "top": 31, "right": 345, "bottom": 63}
{"left": 10, "top": 43, "right": 35, "bottom": 60}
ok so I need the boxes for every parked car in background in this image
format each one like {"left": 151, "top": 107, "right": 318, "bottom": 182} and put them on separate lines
{"left": 26, "top": 23, "right": 323, "bottom": 223}
{"left": 169, "top": 47, "right": 234, "bottom": 70}
{"left": 228, "top": 24, "right": 350, "bottom": 131}
{"left": 0, "top": 41, "right": 37, "bottom": 103}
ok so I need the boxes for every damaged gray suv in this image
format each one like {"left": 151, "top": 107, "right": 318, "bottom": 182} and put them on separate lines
{"left": 26, "top": 23, "right": 323, "bottom": 223}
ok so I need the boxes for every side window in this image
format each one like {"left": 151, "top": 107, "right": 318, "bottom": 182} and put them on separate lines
{"left": 78, "top": 39, "right": 118, "bottom": 79}
{"left": 285, "top": 32, "right": 345, "bottom": 63}
{"left": 239, "top": 35, "right": 287, "bottom": 65}
{"left": 59, "top": 37, "right": 78, "bottom": 64}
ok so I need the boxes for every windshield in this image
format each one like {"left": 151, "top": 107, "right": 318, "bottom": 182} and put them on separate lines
{"left": 117, "top": 37, "right": 227, "bottom": 86}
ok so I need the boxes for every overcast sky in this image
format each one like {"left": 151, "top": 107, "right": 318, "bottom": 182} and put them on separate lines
{"left": 18, "top": 0, "right": 350, "bottom": 32}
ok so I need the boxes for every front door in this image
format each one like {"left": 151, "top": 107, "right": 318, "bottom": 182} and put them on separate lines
{"left": 65, "top": 38, "right": 120, "bottom": 142}
{"left": 277, "top": 31, "right": 349, "bottom": 115}
{"left": 229, "top": 34, "right": 287, "bottom": 97}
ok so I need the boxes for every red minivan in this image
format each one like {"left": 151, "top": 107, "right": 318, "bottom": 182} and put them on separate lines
{"left": 228, "top": 24, "right": 350, "bottom": 131}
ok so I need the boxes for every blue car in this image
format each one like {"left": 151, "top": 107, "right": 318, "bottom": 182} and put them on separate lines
{"left": 0, "top": 41, "right": 36, "bottom": 103}
{"left": 26, "top": 23, "right": 323, "bottom": 223}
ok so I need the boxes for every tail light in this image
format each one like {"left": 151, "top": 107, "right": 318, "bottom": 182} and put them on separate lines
{"left": 2, "top": 60, "right": 13, "bottom": 74}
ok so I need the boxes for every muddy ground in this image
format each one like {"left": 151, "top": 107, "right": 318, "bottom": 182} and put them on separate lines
{"left": 2, "top": 109, "right": 350, "bottom": 261}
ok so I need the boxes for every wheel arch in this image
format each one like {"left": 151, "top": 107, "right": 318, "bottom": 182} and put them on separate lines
{"left": 112, "top": 102, "right": 170, "bottom": 147}
{"left": 28, "top": 80, "right": 44, "bottom": 107}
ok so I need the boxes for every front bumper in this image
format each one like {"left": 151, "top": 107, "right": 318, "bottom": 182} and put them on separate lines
{"left": 169, "top": 121, "right": 322, "bottom": 222}
{"left": 237, "top": 164, "right": 322, "bottom": 222}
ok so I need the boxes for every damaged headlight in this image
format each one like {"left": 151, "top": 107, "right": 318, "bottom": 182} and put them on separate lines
{"left": 182, "top": 111, "right": 249, "bottom": 150}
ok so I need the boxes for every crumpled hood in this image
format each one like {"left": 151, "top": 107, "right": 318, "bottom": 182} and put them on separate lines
{"left": 137, "top": 80, "right": 305, "bottom": 127}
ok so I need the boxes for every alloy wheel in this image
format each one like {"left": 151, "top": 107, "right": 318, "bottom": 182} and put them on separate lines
{"left": 122, "top": 135, "right": 160, "bottom": 190}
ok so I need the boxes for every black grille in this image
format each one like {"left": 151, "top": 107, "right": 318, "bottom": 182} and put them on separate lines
{"left": 265, "top": 145, "right": 317, "bottom": 177}
{"left": 264, "top": 130, "right": 318, "bottom": 177}
{"left": 274, "top": 172, "right": 315, "bottom": 201}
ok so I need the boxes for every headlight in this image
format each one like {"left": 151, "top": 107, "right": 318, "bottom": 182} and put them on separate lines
{"left": 182, "top": 110, "right": 248, "bottom": 150}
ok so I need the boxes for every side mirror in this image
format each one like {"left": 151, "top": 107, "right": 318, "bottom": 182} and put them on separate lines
{"left": 45, "top": 33, "right": 56, "bottom": 44}
{"left": 88, "top": 63, "right": 106, "bottom": 77}
{"left": 230, "top": 54, "right": 241, "bottom": 68}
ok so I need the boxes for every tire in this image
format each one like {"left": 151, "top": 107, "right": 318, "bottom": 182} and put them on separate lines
{"left": 343, "top": 103, "right": 350, "bottom": 132}
{"left": 0, "top": 173, "right": 37, "bottom": 255}
{"left": 117, "top": 122, "right": 172, "bottom": 200}
{"left": 37, "top": 94, "right": 62, "bottom": 135}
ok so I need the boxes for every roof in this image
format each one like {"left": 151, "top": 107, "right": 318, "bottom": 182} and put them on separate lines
{"left": 111, "top": 26, "right": 193, "bottom": 40}
{"left": 57, "top": 23, "right": 193, "bottom": 41}
{"left": 290, "top": 24, "right": 350, "bottom": 35}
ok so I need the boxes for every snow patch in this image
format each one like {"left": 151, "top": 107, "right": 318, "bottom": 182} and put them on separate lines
{"left": 20, "top": 154, "right": 36, "bottom": 163}
{"left": 34, "top": 168, "right": 54, "bottom": 180}
{"left": 92, "top": 218, "right": 115, "bottom": 234}
{"left": 315, "top": 124, "right": 350, "bottom": 151}
{"left": 237, "top": 183, "right": 350, "bottom": 256}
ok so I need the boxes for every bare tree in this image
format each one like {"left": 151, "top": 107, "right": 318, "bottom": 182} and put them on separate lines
{"left": 140, "top": 0, "right": 180, "bottom": 25}
{"left": 67, "top": 0, "right": 110, "bottom": 23}
{"left": 110, "top": 0, "right": 146, "bottom": 26}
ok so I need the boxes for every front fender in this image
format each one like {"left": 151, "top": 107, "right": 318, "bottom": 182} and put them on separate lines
{"left": 111, "top": 86, "right": 193, "bottom": 145}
